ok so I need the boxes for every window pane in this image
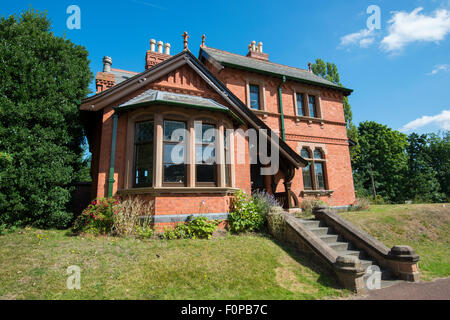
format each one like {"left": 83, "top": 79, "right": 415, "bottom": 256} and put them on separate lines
{"left": 134, "top": 121, "right": 154, "bottom": 187}
{"left": 135, "top": 143, "right": 153, "bottom": 186}
{"left": 163, "top": 164, "right": 185, "bottom": 183}
{"left": 196, "top": 145, "right": 216, "bottom": 164}
{"left": 195, "top": 123, "right": 215, "bottom": 143}
{"left": 315, "top": 163, "right": 325, "bottom": 189}
{"left": 249, "top": 84, "right": 260, "bottom": 110}
{"left": 164, "top": 120, "right": 186, "bottom": 141}
{"left": 301, "top": 148, "right": 311, "bottom": 159}
{"left": 302, "top": 164, "right": 313, "bottom": 189}
{"left": 135, "top": 121, "right": 154, "bottom": 143}
{"left": 164, "top": 143, "right": 185, "bottom": 164}
{"left": 296, "top": 93, "right": 304, "bottom": 116}
{"left": 314, "top": 149, "right": 323, "bottom": 159}
{"left": 196, "top": 164, "right": 215, "bottom": 183}
{"left": 308, "top": 96, "right": 316, "bottom": 118}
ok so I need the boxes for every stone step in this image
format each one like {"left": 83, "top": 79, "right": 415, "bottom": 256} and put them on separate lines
{"left": 308, "top": 227, "right": 332, "bottom": 236}
{"left": 336, "top": 249, "right": 363, "bottom": 258}
{"left": 298, "top": 219, "right": 321, "bottom": 228}
{"left": 360, "top": 259, "right": 376, "bottom": 269}
{"left": 328, "top": 242, "right": 350, "bottom": 251}
{"left": 319, "top": 234, "right": 339, "bottom": 243}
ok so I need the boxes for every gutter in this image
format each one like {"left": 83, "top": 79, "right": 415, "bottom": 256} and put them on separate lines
{"left": 107, "top": 113, "right": 119, "bottom": 197}
{"left": 278, "top": 76, "right": 286, "bottom": 141}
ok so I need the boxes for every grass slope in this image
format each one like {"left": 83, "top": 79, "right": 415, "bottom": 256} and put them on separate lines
{"left": 340, "top": 204, "right": 450, "bottom": 281}
{"left": 0, "top": 230, "right": 348, "bottom": 300}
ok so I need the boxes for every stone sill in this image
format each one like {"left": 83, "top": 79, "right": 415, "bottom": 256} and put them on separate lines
{"left": 117, "top": 187, "right": 239, "bottom": 196}
{"left": 301, "top": 190, "right": 334, "bottom": 197}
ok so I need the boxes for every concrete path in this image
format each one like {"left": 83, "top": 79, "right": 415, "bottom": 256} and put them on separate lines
{"left": 353, "top": 278, "right": 450, "bottom": 300}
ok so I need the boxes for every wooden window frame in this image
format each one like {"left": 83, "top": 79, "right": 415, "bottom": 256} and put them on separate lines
{"left": 301, "top": 147, "right": 328, "bottom": 191}
{"left": 133, "top": 120, "right": 155, "bottom": 188}
{"left": 162, "top": 119, "right": 187, "bottom": 187}
{"left": 195, "top": 122, "right": 218, "bottom": 187}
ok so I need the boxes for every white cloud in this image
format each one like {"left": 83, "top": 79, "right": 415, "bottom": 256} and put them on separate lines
{"left": 340, "top": 29, "right": 375, "bottom": 48}
{"left": 381, "top": 7, "right": 450, "bottom": 52}
{"left": 427, "top": 64, "right": 450, "bottom": 75}
{"left": 399, "top": 110, "right": 450, "bottom": 132}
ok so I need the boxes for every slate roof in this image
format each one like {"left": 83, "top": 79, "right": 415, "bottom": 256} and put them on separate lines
{"left": 116, "top": 89, "right": 229, "bottom": 111}
{"left": 200, "top": 47, "right": 352, "bottom": 96}
{"left": 110, "top": 68, "right": 138, "bottom": 85}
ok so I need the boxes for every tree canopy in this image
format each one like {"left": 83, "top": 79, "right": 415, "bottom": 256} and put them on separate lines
{"left": 0, "top": 9, "right": 92, "bottom": 228}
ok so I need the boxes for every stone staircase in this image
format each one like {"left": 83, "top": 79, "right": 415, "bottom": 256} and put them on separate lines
{"left": 297, "top": 218, "right": 404, "bottom": 289}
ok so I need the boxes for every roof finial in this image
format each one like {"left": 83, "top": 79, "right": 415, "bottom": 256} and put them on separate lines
{"left": 182, "top": 31, "right": 189, "bottom": 50}
{"left": 308, "top": 62, "right": 312, "bottom": 72}
{"left": 201, "top": 34, "right": 206, "bottom": 47}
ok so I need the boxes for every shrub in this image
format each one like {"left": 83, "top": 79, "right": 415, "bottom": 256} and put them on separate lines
{"left": 252, "top": 190, "right": 280, "bottom": 222}
{"left": 72, "top": 197, "right": 118, "bottom": 235}
{"left": 161, "top": 216, "right": 219, "bottom": 240}
{"left": 112, "top": 196, "right": 154, "bottom": 237}
{"left": 135, "top": 223, "right": 154, "bottom": 239}
{"left": 229, "top": 190, "right": 264, "bottom": 233}
{"left": 370, "top": 195, "right": 386, "bottom": 205}
{"left": 300, "top": 198, "right": 328, "bottom": 216}
{"left": 266, "top": 206, "right": 286, "bottom": 240}
{"left": 186, "top": 216, "right": 220, "bottom": 239}
{"left": 350, "top": 198, "right": 370, "bottom": 211}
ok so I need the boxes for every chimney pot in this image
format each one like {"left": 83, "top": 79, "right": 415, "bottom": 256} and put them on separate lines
{"left": 164, "top": 43, "right": 171, "bottom": 55}
{"left": 251, "top": 40, "right": 256, "bottom": 52}
{"left": 258, "top": 42, "right": 263, "bottom": 53}
{"left": 150, "top": 39, "right": 156, "bottom": 52}
{"left": 157, "top": 41, "right": 163, "bottom": 53}
{"left": 103, "top": 56, "right": 112, "bottom": 72}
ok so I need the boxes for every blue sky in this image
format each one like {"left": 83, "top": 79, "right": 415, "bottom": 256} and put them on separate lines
{"left": 2, "top": 0, "right": 449, "bottom": 134}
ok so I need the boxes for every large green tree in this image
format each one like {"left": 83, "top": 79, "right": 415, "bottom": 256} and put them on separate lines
{"left": 311, "top": 59, "right": 359, "bottom": 160}
{"left": 426, "top": 131, "right": 450, "bottom": 199}
{"left": 0, "top": 9, "right": 92, "bottom": 228}
{"left": 405, "top": 133, "right": 443, "bottom": 202}
{"left": 353, "top": 121, "right": 408, "bottom": 203}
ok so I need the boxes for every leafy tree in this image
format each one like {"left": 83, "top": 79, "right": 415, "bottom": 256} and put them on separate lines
{"left": 426, "top": 131, "right": 450, "bottom": 200}
{"left": 405, "top": 133, "right": 443, "bottom": 202}
{"left": 311, "top": 59, "right": 359, "bottom": 160}
{"left": 0, "top": 9, "right": 92, "bottom": 228}
{"left": 353, "top": 121, "right": 408, "bottom": 203}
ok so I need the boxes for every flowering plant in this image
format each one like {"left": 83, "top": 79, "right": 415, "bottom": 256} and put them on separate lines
{"left": 72, "top": 197, "right": 119, "bottom": 234}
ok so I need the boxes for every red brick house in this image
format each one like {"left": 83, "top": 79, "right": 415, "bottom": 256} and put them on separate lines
{"left": 80, "top": 36, "right": 355, "bottom": 228}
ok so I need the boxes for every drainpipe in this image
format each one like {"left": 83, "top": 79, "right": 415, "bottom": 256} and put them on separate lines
{"left": 107, "top": 113, "right": 119, "bottom": 197}
{"left": 278, "top": 75, "right": 286, "bottom": 141}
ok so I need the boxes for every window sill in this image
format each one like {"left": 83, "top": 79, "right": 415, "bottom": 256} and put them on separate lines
{"left": 301, "top": 190, "right": 334, "bottom": 197}
{"left": 117, "top": 187, "right": 239, "bottom": 196}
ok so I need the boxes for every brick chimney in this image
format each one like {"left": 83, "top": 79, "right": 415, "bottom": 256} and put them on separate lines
{"left": 96, "top": 56, "right": 115, "bottom": 93}
{"left": 246, "top": 41, "right": 269, "bottom": 61}
{"left": 145, "top": 38, "right": 172, "bottom": 69}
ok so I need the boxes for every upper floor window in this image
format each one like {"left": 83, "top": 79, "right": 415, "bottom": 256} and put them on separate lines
{"left": 134, "top": 121, "right": 154, "bottom": 187}
{"left": 296, "top": 93, "right": 305, "bottom": 116}
{"left": 195, "top": 122, "right": 217, "bottom": 186}
{"left": 249, "top": 84, "right": 260, "bottom": 110}
{"left": 308, "top": 95, "right": 317, "bottom": 118}
{"left": 163, "top": 120, "right": 186, "bottom": 186}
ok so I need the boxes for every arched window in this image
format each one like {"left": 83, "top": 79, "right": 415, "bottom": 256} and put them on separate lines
{"left": 301, "top": 148, "right": 313, "bottom": 190}
{"left": 313, "top": 149, "right": 326, "bottom": 189}
{"left": 301, "top": 147, "right": 327, "bottom": 190}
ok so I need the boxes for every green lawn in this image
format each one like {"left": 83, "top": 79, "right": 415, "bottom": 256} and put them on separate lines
{"left": 340, "top": 203, "right": 450, "bottom": 281}
{"left": 0, "top": 229, "right": 348, "bottom": 300}
{"left": 1, "top": 203, "right": 448, "bottom": 300}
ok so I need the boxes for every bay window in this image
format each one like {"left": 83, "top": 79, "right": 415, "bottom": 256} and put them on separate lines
{"left": 134, "top": 121, "right": 154, "bottom": 187}
{"left": 163, "top": 120, "right": 187, "bottom": 186}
